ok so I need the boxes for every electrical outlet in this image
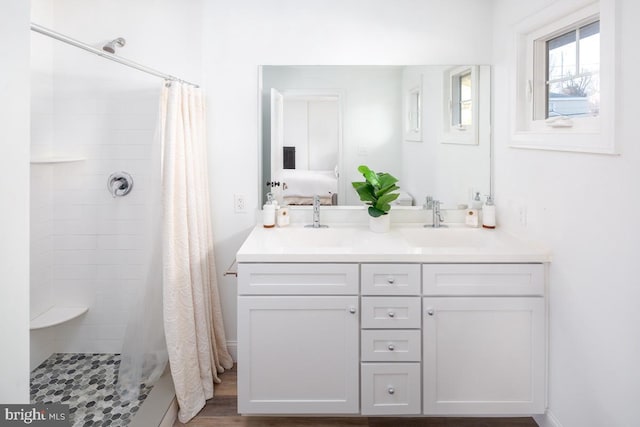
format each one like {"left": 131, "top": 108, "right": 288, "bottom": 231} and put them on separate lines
{"left": 234, "top": 193, "right": 246, "bottom": 213}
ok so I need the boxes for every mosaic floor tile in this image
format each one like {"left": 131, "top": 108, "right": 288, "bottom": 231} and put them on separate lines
{"left": 31, "top": 353, "right": 153, "bottom": 427}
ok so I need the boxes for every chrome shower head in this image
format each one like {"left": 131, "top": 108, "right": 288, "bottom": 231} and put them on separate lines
{"left": 103, "top": 37, "right": 126, "bottom": 54}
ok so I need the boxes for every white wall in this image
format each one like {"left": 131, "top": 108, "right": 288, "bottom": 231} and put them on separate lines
{"left": 0, "top": 0, "right": 31, "bottom": 403}
{"left": 492, "top": 1, "right": 640, "bottom": 426}
{"left": 29, "top": 0, "right": 204, "bottom": 362}
{"left": 203, "top": 0, "right": 494, "bottom": 346}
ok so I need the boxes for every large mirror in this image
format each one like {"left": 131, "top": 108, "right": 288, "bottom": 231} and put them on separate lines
{"left": 260, "top": 65, "right": 491, "bottom": 209}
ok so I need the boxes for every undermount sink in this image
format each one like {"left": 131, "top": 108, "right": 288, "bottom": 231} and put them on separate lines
{"left": 260, "top": 225, "right": 359, "bottom": 248}
{"left": 395, "top": 226, "right": 491, "bottom": 248}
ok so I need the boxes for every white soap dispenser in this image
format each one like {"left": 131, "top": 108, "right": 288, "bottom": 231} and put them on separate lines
{"left": 471, "top": 191, "right": 483, "bottom": 210}
{"left": 482, "top": 195, "right": 496, "bottom": 229}
{"left": 262, "top": 193, "right": 277, "bottom": 228}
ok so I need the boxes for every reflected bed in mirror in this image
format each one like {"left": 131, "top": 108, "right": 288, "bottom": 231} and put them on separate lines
{"left": 260, "top": 65, "right": 491, "bottom": 210}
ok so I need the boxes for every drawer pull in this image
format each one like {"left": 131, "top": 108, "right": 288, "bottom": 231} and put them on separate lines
{"left": 387, "top": 311, "right": 396, "bottom": 318}
{"left": 349, "top": 306, "right": 357, "bottom": 314}
{"left": 426, "top": 308, "right": 434, "bottom": 316}
{"left": 387, "top": 276, "right": 395, "bottom": 284}
{"left": 387, "top": 387, "right": 395, "bottom": 395}
{"left": 387, "top": 344, "right": 395, "bottom": 351}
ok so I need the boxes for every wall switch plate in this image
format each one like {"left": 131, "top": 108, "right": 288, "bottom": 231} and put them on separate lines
{"left": 519, "top": 204, "right": 527, "bottom": 226}
{"left": 234, "top": 193, "right": 246, "bottom": 213}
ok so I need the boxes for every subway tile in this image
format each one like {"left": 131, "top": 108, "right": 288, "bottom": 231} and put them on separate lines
{"left": 53, "top": 264, "right": 98, "bottom": 280}
{"left": 97, "top": 235, "right": 145, "bottom": 250}
{"left": 53, "top": 219, "right": 99, "bottom": 236}
{"left": 53, "top": 235, "right": 97, "bottom": 250}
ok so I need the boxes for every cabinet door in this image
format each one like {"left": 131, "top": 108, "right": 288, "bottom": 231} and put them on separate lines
{"left": 238, "top": 296, "right": 359, "bottom": 414}
{"left": 423, "top": 297, "right": 545, "bottom": 415}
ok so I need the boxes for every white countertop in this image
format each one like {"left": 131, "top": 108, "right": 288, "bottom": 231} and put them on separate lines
{"left": 236, "top": 223, "right": 551, "bottom": 263}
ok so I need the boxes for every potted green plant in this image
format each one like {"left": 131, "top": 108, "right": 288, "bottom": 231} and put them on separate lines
{"left": 352, "top": 165, "right": 400, "bottom": 232}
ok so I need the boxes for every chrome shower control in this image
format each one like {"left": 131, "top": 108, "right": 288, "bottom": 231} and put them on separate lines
{"left": 108, "top": 171, "right": 133, "bottom": 197}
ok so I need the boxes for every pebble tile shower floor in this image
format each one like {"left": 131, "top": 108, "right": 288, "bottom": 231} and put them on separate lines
{"left": 30, "top": 353, "right": 153, "bottom": 427}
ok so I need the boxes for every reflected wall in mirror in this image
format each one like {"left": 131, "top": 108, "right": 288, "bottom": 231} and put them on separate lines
{"left": 260, "top": 65, "right": 491, "bottom": 209}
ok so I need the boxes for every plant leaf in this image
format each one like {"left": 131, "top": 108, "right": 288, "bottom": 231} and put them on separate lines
{"left": 368, "top": 206, "right": 386, "bottom": 217}
{"left": 378, "top": 173, "right": 398, "bottom": 189}
{"left": 375, "top": 183, "right": 399, "bottom": 198}
{"left": 357, "top": 165, "right": 380, "bottom": 187}
{"left": 352, "top": 181, "right": 376, "bottom": 203}
{"left": 375, "top": 192, "right": 400, "bottom": 212}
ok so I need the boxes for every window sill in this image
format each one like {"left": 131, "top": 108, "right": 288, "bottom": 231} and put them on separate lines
{"left": 510, "top": 131, "right": 618, "bottom": 155}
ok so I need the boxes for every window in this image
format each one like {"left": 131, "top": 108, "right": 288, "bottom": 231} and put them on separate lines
{"left": 442, "top": 65, "right": 479, "bottom": 145}
{"left": 533, "top": 18, "right": 600, "bottom": 121}
{"left": 404, "top": 81, "right": 422, "bottom": 142}
{"left": 512, "top": 0, "right": 616, "bottom": 154}
{"left": 452, "top": 70, "right": 473, "bottom": 128}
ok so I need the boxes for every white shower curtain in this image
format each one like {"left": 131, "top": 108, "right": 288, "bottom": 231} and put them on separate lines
{"left": 160, "top": 82, "right": 233, "bottom": 423}
{"left": 117, "top": 90, "right": 168, "bottom": 403}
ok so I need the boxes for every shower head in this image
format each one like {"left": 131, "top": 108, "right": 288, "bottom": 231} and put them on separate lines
{"left": 102, "top": 37, "right": 126, "bottom": 54}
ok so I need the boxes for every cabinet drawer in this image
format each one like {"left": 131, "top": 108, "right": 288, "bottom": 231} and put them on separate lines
{"left": 361, "top": 330, "right": 421, "bottom": 362}
{"left": 361, "top": 297, "right": 421, "bottom": 329}
{"left": 238, "top": 263, "right": 358, "bottom": 295}
{"left": 422, "top": 264, "right": 544, "bottom": 296}
{"left": 361, "top": 264, "right": 421, "bottom": 295}
{"left": 361, "top": 363, "right": 421, "bottom": 415}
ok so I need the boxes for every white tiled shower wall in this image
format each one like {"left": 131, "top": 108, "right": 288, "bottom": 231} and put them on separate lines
{"left": 29, "top": 0, "right": 187, "bottom": 368}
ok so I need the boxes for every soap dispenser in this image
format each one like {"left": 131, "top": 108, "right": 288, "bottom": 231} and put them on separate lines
{"left": 263, "top": 193, "right": 277, "bottom": 228}
{"left": 471, "top": 192, "right": 483, "bottom": 210}
{"left": 482, "top": 195, "right": 496, "bottom": 229}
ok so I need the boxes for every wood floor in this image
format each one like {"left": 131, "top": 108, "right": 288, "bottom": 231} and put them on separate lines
{"left": 174, "top": 366, "right": 539, "bottom": 427}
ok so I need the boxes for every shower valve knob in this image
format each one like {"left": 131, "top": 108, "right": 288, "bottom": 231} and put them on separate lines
{"left": 108, "top": 172, "right": 134, "bottom": 198}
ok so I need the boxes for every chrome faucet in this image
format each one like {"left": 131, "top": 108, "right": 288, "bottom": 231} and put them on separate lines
{"left": 305, "top": 195, "right": 328, "bottom": 228}
{"left": 424, "top": 196, "right": 445, "bottom": 228}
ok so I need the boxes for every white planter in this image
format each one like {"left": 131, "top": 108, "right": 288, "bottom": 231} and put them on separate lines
{"left": 369, "top": 214, "right": 391, "bottom": 233}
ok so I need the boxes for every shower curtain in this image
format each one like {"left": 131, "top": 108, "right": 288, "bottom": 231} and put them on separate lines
{"left": 160, "top": 82, "right": 233, "bottom": 423}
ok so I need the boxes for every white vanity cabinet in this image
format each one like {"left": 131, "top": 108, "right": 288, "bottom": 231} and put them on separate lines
{"left": 237, "top": 263, "right": 360, "bottom": 414}
{"left": 236, "top": 227, "right": 550, "bottom": 418}
{"left": 422, "top": 264, "right": 546, "bottom": 415}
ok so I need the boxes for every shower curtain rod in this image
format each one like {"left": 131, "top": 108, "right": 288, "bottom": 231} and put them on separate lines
{"left": 30, "top": 23, "right": 199, "bottom": 88}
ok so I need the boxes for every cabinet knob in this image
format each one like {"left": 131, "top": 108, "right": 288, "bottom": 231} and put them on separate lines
{"left": 349, "top": 306, "right": 357, "bottom": 314}
{"left": 387, "top": 387, "right": 395, "bottom": 395}
{"left": 426, "top": 308, "right": 434, "bottom": 316}
{"left": 387, "top": 344, "right": 395, "bottom": 351}
{"left": 387, "top": 311, "right": 395, "bottom": 318}
{"left": 387, "top": 276, "right": 395, "bottom": 284}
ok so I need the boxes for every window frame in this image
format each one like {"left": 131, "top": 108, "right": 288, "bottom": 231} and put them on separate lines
{"left": 511, "top": 0, "right": 617, "bottom": 154}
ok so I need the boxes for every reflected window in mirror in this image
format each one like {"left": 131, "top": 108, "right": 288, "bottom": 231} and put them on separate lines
{"left": 452, "top": 70, "right": 472, "bottom": 128}
{"left": 443, "top": 65, "right": 479, "bottom": 145}
{"left": 404, "top": 84, "right": 422, "bottom": 141}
